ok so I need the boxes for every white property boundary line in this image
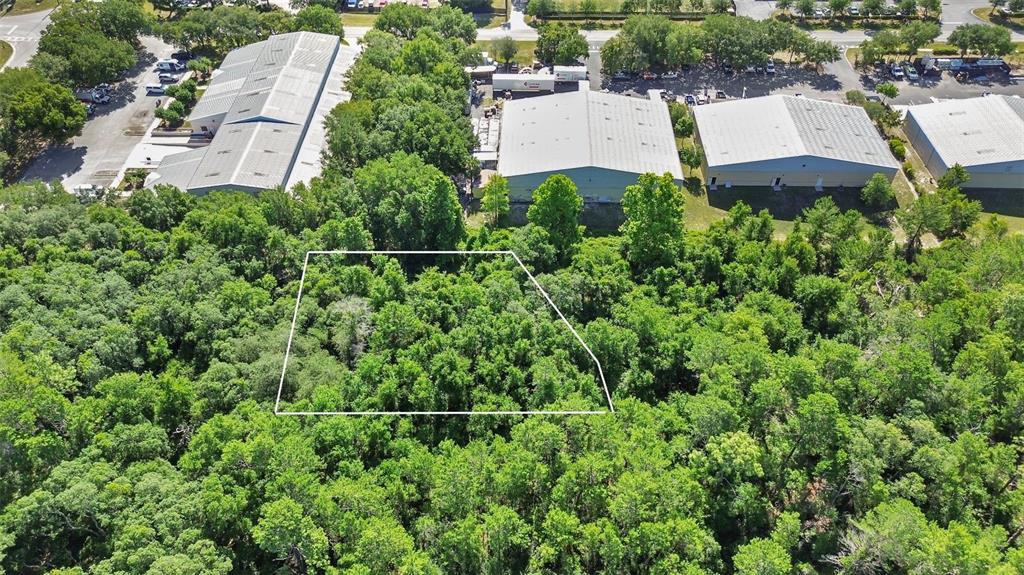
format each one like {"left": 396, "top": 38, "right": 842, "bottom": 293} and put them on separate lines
{"left": 275, "top": 250, "right": 615, "bottom": 416}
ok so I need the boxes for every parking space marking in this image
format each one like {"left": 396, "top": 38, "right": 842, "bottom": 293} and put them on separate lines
{"left": 0, "top": 25, "right": 15, "bottom": 35}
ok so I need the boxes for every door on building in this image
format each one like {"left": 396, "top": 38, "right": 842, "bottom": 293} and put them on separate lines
{"left": 815, "top": 175, "right": 823, "bottom": 191}
{"left": 772, "top": 177, "right": 781, "bottom": 191}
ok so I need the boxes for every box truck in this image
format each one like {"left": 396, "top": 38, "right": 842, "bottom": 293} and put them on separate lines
{"left": 553, "top": 66, "right": 588, "bottom": 82}
{"left": 492, "top": 73, "right": 555, "bottom": 92}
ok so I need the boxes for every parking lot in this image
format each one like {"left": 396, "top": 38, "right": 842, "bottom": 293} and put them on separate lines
{"left": 20, "top": 36, "right": 174, "bottom": 190}
{"left": 598, "top": 54, "right": 1023, "bottom": 106}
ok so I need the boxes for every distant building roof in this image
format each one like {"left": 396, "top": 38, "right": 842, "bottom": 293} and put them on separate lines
{"left": 498, "top": 90, "right": 683, "bottom": 179}
{"left": 905, "top": 95, "right": 1024, "bottom": 168}
{"left": 693, "top": 95, "right": 900, "bottom": 169}
{"left": 152, "top": 33, "right": 360, "bottom": 194}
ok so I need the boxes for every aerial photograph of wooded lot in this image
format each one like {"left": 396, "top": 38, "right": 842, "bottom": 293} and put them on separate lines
{"left": 1, "top": 0, "right": 1023, "bottom": 571}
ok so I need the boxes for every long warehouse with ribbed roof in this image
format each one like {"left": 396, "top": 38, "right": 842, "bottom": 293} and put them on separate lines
{"left": 692, "top": 95, "right": 899, "bottom": 191}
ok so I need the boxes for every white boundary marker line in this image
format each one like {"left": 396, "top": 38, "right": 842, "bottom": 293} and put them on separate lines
{"left": 275, "top": 249, "right": 615, "bottom": 416}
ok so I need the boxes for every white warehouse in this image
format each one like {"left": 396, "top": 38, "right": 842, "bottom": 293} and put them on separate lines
{"left": 692, "top": 95, "right": 899, "bottom": 190}
{"left": 904, "top": 95, "right": 1024, "bottom": 189}
{"left": 148, "top": 32, "right": 359, "bottom": 195}
{"left": 497, "top": 90, "right": 683, "bottom": 202}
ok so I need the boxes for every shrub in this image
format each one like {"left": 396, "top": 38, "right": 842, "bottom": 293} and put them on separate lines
{"left": 889, "top": 138, "right": 906, "bottom": 161}
{"left": 846, "top": 90, "right": 866, "bottom": 105}
{"left": 902, "top": 161, "right": 915, "bottom": 181}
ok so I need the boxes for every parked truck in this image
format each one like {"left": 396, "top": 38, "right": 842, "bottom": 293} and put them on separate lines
{"left": 75, "top": 88, "right": 111, "bottom": 104}
{"left": 492, "top": 73, "right": 555, "bottom": 92}
{"left": 156, "top": 59, "right": 185, "bottom": 72}
{"left": 553, "top": 66, "right": 589, "bottom": 82}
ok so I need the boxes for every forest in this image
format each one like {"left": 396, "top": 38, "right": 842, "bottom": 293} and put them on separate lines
{"left": 2, "top": 7, "right": 1024, "bottom": 575}
{"left": 2, "top": 172, "right": 1024, "bottom": 573}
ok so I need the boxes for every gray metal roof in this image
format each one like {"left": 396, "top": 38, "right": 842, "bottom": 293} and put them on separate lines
{"left": 188, "top": 32, "right": 339, "bottom": 127}
{"left": 693, "top": 95, "right": 900, "bottom": 169}
{"left": 905, "top": 95, "right": 1024, "bottom": 168}
{"left": 498, "top": 91, "right": 683, "bottom": 179}
{"left": 154, "top": 32, "right": 355, "bottom": 194}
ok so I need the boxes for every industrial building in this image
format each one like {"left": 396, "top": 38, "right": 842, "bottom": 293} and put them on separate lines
{"left": 497, "top": 90, "right": 683, "bottom": 202}
{"left": 692, "top": 95, "right": 899, "bottom": 190}
{"left": 148, "top": 32, "right": 359, "bottom": 195}
{"left": 904, "top": 95, "right": 1024, "bottom": 189}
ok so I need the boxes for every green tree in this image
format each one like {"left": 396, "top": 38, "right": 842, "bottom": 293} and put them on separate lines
{"left": 620, "top": 172, "right": 685, "bottom": 271}
{"left": 492, "top": 36, "right": 520, "bottom": 68}
{"left": 293, "top": 5, "right": 344, "bottom": 36}
{"left": 535, "top": 24, "right": 589, "bottom": 65}
{"left": 937, "top": 163, "right": 971, "bottom": 189}
{"left": 876, "top": 81, "right": 899, "bottom": 101}
{"left": 481, "top": 174, "right": 511, "bottom": 226}
{"left": 527, "top": 174, "right": 584, "bottom": 263}
{"left": 860, "top": 173, "right": 895, "bottom": 207}
{"left": 0, "top": 68, "right": 86, "bottom": 180}
{"left": 253, "top": 498, "right": 330, "bottom": 572}
{"left": 899, "top": 20, "right": 940, "bottom": 55}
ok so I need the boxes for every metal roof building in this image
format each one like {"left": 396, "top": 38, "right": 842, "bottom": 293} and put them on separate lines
{"left": 904, "top": 95, "right": 1024, "bottom": 189}
{"left": 149, "top": 32, "right": 359, "bottom": 195}
{"left": 693, "top": 95, "right": 899, "bottom": 190}
{"left": 498, "top": 90, "right": 683, "bottom": 202}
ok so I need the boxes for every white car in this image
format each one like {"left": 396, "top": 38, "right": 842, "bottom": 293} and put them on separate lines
{"left": 890, "top": 64, "right": 904, "bottom": 79}
{"left": 766, "top": 61, "right": 776, "bottom": 74}
{"left": 661, "top": 70, "right": 679, "bottom": 79}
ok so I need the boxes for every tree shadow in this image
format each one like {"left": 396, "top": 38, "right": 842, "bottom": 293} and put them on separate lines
{"left": 707, "top": 185, "right": 888, "bottom": 222}
{"left": 963, "top": 188, "right": 1024, "bottom": 217}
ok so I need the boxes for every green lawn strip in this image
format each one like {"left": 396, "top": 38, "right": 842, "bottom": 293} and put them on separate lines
{"left": 2, "top": 0, "right": 58, "bottom": 16}
{"left": 341, "top": 12, "right": 380, "bottom": 26}
{"left": 970, "top": 7, "right": 1024, "bottom": 33}
{"left": 473, "top": 39, "right": 536, "bottom": 66}
{"left": 0, "top": 40, "right": 11, "bottom": 69}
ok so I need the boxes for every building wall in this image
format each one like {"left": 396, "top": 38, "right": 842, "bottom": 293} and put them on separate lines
{"left": 506, "top": 167, "right": 679, "bottom": 202}
{"left": 703, "top": 156, "right": 898, "bottom": 189}
{"left": 191, "top": 113, "right": 226, "bottom": 136}
{"left": 905, "top": 113, "right": 1023, "bottom": 189}
{"left": 903, "top": 112, "right": 949, "bottom": 184}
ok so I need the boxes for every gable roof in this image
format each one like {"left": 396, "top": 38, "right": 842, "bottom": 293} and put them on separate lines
{"left": 498, "top": 90, "right": 683, "bottom": 179}
{"left": 188, "top": 32, "right": 339, "bottom": 126}
{"left": 693, "top": 95, "right": 900, "bottom": 169}
{"left": 906, "top": 95, "right": 1024, "bottom": 168}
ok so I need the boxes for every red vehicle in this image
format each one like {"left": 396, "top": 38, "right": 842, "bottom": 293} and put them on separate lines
{"left": 641, "top": 71, "right": 657, "bottom": 81}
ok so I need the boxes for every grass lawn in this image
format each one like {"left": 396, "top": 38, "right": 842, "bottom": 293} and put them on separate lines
{"left": 474, "top": 39, "right": 536, "bottom": 66}
{"left": 473, "top": 12, "right": 506, "bottom": 28}
{"left": 0, "top": 40, "right": 11, "bottom": 69}
{"left": 971, "top": 7, "right": 1024, "bottom": 33}
{"left": 341, "top": 12, "right": 380, "bottom": 26}
{"left": 2, "top": 0, "right": 58, "bottom": 15}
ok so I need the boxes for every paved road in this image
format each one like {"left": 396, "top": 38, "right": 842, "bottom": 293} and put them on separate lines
{"left": 0, "top": 6, "right": 52, "bottom": 69}
{"left": 20, "top": 36, "right": 174, "bottom": 189}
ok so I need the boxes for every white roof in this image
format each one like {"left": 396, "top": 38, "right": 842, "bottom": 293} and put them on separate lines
{"left": 906, "top": 95, "right": 1024, "bottom": 168}
{"left": 154, "top": 32, "right": 358, "bottom": 194}
{"left": 189, "top": 32, "right": 339, "bottom": 126}
{"left": 693, "top": 95, "right": 900, "bottom": 169}
{"left": 498, "top": 91, "right": 683, "bottom": 179}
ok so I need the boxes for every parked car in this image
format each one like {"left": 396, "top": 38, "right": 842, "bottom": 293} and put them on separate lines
{"left": 722, "top": 63, "right": 734, "bottom": 74}
{"left": 745, "top": 65, "right": 756, "bottom": 73}
{"left": 171, "top": 51, "right": 194, "bottom": 62}
{"left": 904, "top": 64, "right": 919, "bottom": 81}
{"left": 848, "top": 5, "right": 859, "bottom": 15}
{"left": 159, "top": 72, "right": 181, "bottom": 83}
{"left": 715, "top": 90, "right": 727, "bottom": 99}
{"left": 695, "top": 93, "right": 708, "bottom": 105}
{"left": 890, "top": 64, "right": 904, "bottom": 79}
{"left": 156, "top": 59, "right": 185, "bottom": 72}
{"left": 641, "top": 70, "right": 657, "bottom": 80}
{"left": 83, "top": 103, "right": 96, "bottom": 116}
{"left": 661, "top": 70, "right": 679, "bottom": 79}
{"left": 146, "top": 84, "right": 166, "bottom": 95}
{"left": 660, "top": 90, "right": 675, "bottom": 101}
{"left": 814, "top": 8, "right": 824, "bottom": 17}
{"left": 766, "top": 61, "right": 776, "bottom": 74}
{"left": 612, "top": 70, "right": 629, "bottom": 81}
{"left": 684, "top": 94, "right": 696, "bottom": 106}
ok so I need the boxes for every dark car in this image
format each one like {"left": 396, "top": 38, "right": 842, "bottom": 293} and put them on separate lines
{"left": 684, "top": 94, "right": 697, "bottom": 106}
{"left": 171, "top": 51, "right": 194, "bottom": 62}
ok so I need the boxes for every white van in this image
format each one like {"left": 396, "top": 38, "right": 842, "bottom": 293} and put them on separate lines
{"left": 156, "top": 59, "right": 185, "bottom": 72}
{"left": 146, "top": 84, "right": 166, "bottom": 95}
